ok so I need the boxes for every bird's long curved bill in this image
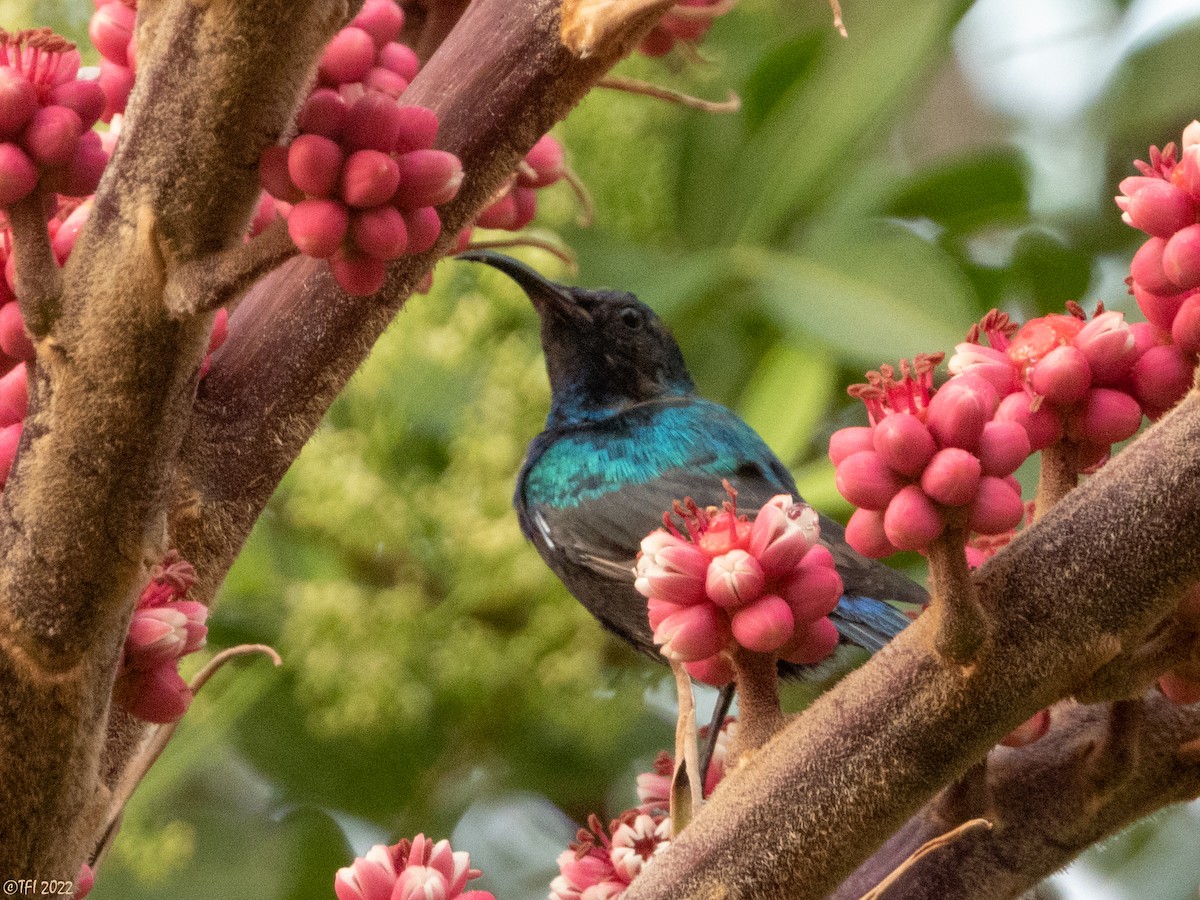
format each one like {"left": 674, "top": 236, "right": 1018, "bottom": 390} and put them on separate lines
{"left": 456, "top": 249, "right": 590, "bottom": 321}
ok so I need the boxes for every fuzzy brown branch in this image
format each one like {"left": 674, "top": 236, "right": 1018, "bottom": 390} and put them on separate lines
{"left": 625, "top": 388, "right": 1200, "bottom": 898}
{"left": 0, "top": 0, "right": 347, "bottom": 878}
{"left": 7, "top": 190, "right": 62, "bottom": 337}
{"left": 163, "top": 219, "right": 298, "bottom": 316}
{"left": 834, "top": 695, "right": 1200, "bottom": 899}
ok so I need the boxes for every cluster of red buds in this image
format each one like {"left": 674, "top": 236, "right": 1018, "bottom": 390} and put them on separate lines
{"left": 335, "top": 834, "right": 494, "bottom": 900}
{"left": 89, "top": 0, "right": 136, "bottom": 120}
{"left": 832, "top": 353, "right": 1027, "bottom": 557}
{"left": 112, "top": 552, "right": 208, "bottom": 724}
{"left": 0, "top": 28, "right": 107, "bottom": 205}
{"left": 635, "top": 490, "right": 842, "bottom": 686}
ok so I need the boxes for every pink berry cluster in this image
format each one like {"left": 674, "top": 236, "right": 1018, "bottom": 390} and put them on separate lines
{"left": 471, "top": 134, "right": 565, "bottom": 232}
{"left": 0, "top": 28, "right": 108, "bottom": 206}
{"left": 88, "top": 0, "right": 136, "bottom": 121}
{"left": 832, "top": 353, "right": 1028, "bottom": 558}
{"left": 635, "top": 491, "right": 843, "bottom": 687}
{"left": 334, "top": 834, "right": 495, "bottom": 900}
{"left": 635, "top": 717, "right": 735, "bottom": 814}
{"left": 257, "top": 0, "right": 460, "bottom": 295}
{"left": 112, "top": 551, "right": 208, "bottom": 724}
{"left": 638, "top": 0, "right": 728, "bottom": 57}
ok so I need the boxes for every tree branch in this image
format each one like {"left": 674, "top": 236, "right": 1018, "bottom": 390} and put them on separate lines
{"left": 625, "top": 388, "right": 1200, "bottom": 898}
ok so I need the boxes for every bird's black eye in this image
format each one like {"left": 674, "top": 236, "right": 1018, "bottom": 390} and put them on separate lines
{"left": 619, "top": 307, "right": 643, "bottom": 330}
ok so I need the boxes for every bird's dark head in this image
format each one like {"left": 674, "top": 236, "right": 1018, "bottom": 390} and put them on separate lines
{"left": 459, "top": 250, "right": 695, "bottom": 426}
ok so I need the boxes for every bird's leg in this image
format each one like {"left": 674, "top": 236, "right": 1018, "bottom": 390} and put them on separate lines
{"left": 699, "top": 681, "right": 736, "bottom": 791}
{"left": 670, "top": 660, "right": 703, "bottom": 835}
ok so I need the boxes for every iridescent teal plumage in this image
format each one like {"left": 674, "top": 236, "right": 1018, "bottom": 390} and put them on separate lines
{"left": 460, "top": 250, "right": 926, "bottom": 674}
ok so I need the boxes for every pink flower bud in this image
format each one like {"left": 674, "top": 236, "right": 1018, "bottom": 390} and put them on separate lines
{"left": 730, "top": 593, "right": 794, "bottom": 653}
{"left": 636, "top": 530, "right": 708, "bottom": 605}
{"left": 1132, "top": 344, "right": 1193, "bottom": 416}
{"left": 1076, "top": 311, "right": 1136, "bottom": 384}
{"left": 684, "top": 652, "right": 734, "bottom": 686}
{"left": 925, "top": 374, "right": 997, "bottom": 453}
{"left": 0, "top": 68, "right": 36, "bottom": 138}
{"left": 1133, "top": 282, "right": 1191, "bottom": 332}
{"left": 0, "top": 421, "right": 20, "bottom": 485}
{"left": 335, "top": 844, "right": 400, "bottom": 900}
{"left": 49, "top": 80, "right": 104, "bottom": 130}
{"left": 127, "top": 606, "right": 189, "bottom": 663}
{"left": 74, "top": 863, "right": 94, "bottom": 900}
{"left": 1163, "top": 223, "right": 1200, "bottom": 290}
{"left": 999, "top": 709, "right": 1050, "bottom": 747}
{"left": 393, "top": 149, "right": 464, "bottom": 209}
{"left": 343, "top": 91, "right": 405, "bottom": 152}
{"left": 976, "top": 419, "right": 1031, "bottom": 477}
{"left": 475, "top": 192, "right": 517, "bottom": 230}
{"left": 341, "top": 149, "right": 401, "bottom": 208}
{"left": 118, "top": 662, "right": 192, "bottom": 724}
{"left": 1029, "top": 345, "right": 1091, "bottom": 404}
{"left": 920, "top": 447, "right": 982, "bottom": 507}
{"left": 402, "top": 206, "right": 441, "bottom": 254}
{"left": 947, "top": 342, "right": 1017, "bottom": 395}
{"left": 654, "top": 603, "right": 730, "bottom": 662}
{"left": 0, "top": 142, "right": 37, "bottom": 205}
{"left": 1185, "top": 121, "right": 1200, "bottom": 150}
{"left": 349, "top": 205, "right": 407, "bottom": 260}
{"left": 705, "top": 548, "right": 765, "bottom": 608}
{"left": 319, "top": 27, "right": 376, "bottom": 85}
{"left": 97, "top": 59, "right": 133, "bottom": 121}
{"left": 259, "top": 144, "right": 302, "bottom": 203}
{"left": 746, "top": 495, "right": 819, "bottom": 577}
{"left": 394, "top": 105, "right": 440, "bottom": 154}
{"left": 872, "top": 412, "right": 937, "bottom": 477}
{"left": 297, "top": 88, "right": 348, "bottom": 139}
{"left": 995, "top": 391, "right": 1062, "bottom": 450}
{"left": 21, "top": 104, "right": 81, "bottom": 167}
{"left": 828, "top": 425, "right": 874, "bottom": 466}
{"left": 1131, "top": 236, "right": 1177, "bottom": 296}
{"left": 778, "top": 616, "right": 839, "bottom": 666}
{"left": 782, "top": 551, "right": 842, "bottom": 622}
{"left": 288, "top": 134, "right": 344, "bottom": 198}
{"left": 380, "top": 43, "right": 421, "bottom": 82}
{"left": 845, "top": 507, "right": 894, "bottom": 558}
{"left": 52, "top": 129, "right": 107, "bottom": 197}
{"left": 1124, "top": 180, "right": 1194, "bottom": 237}
{"left": 1178, "top": 144, "right": 1200, "bottom": 201}
{"left": 883, "top": 485, "right": 944, "bottom": 552}
{"left": 1072, "top": 387, "right": 1142, "bottom": 447}
{"left": 697, "top": 509, "right": 751, "bottom": 557}
{"left": 90, "top": 2, "right": 136, "bottom": 66}
{"left": 509, "top": 186, "right": 538, "bottom": 230}
{"left": 647, "top": 597, "right": 684, "bottom": 630}
{"left": 208, "top": 308, "right": 229, "bottom": 355}
{"left": 1172, "top": 293, "right": 1200, "bottom": 354}
{"left": 968, "top": 476, "right": 1024, "bottom": 534}
{"left": 521, "top": 135, "right": 565, "bottom": 188}
{"left": 835, "top": 449, "right": 906, "bottom": 511}
{"left": 287, "top": 198, "right": 349, "bottom": 259}
{"left": 330, "top": 253, "right": 388, "bottom": 296}
{"left": 354, "top": 0, "right": 406, "bottom": 48}
{"left": 0, "top": 361, "right": 27, "bottom": 426}
{"left": 1159, "top": 669, "right": 1200, "bottom": 705}
{"left": 0, "top": 302, "right": 32, "bottom": 360}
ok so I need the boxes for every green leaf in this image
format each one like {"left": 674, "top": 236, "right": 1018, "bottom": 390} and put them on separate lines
{"left": 885, "top": 150, "right": 1030, "bottom": 235}
{"left": 738, "top": 343, "right": 837, "bottom": 465}
{"left": 737, "top": 222, "right": 978, "bottom": 366}
{"left": 733, "top": 0, "right": 972, "bottom": 242}
{"left": 1102, "top": 20, "right": 1200, "bottom": 142}
{"left": 740, "top": 32, "right": 826, "bottom": 135}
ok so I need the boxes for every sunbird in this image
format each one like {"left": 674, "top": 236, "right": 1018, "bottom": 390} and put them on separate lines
{"left": 460, "top": 250, "right": 925, "bottom": 687}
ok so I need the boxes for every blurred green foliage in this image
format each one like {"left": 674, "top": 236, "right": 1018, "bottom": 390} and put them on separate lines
{"left": 22, "top": 0, "right": 1200, "bottom": 896}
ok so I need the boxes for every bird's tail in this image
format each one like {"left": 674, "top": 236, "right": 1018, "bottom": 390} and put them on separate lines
{"left": 829, "top": 595, "right": 913, "bottom": 653}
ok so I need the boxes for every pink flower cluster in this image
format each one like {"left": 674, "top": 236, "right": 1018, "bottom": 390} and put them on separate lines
{"left": 833, "top": 353, "right": 1028, "bottom": 557}
{"left": 550, "top": 812, "right": 671, "bottom": 900}
{"left": 552, "top": 719, "right": 735, "bottom": 899}
{"left": 334, "top": 834, "right": 494, "bottom": 900}
{"left": 635, "top": 492, "right": 842, "bottom": 687}
{"left": 112, "top": 552, "right": 208, "bottom": 724}
{"left": 88, "top": 0, "right": 137, "bottom": 120}
{"left": 258, "top": 0, "right": 462, "bottom": 295}
{"left": 638, "top": 0, "right": 728, "bottom": 57}
{"left": 0, "top": 28, "right": 107, "bottom": 206}
{"left": 949, "top": 307, "right": 1156, "bottom": 467}
{"left": 471, "top": 135, "right": 565, "bottom": 233}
